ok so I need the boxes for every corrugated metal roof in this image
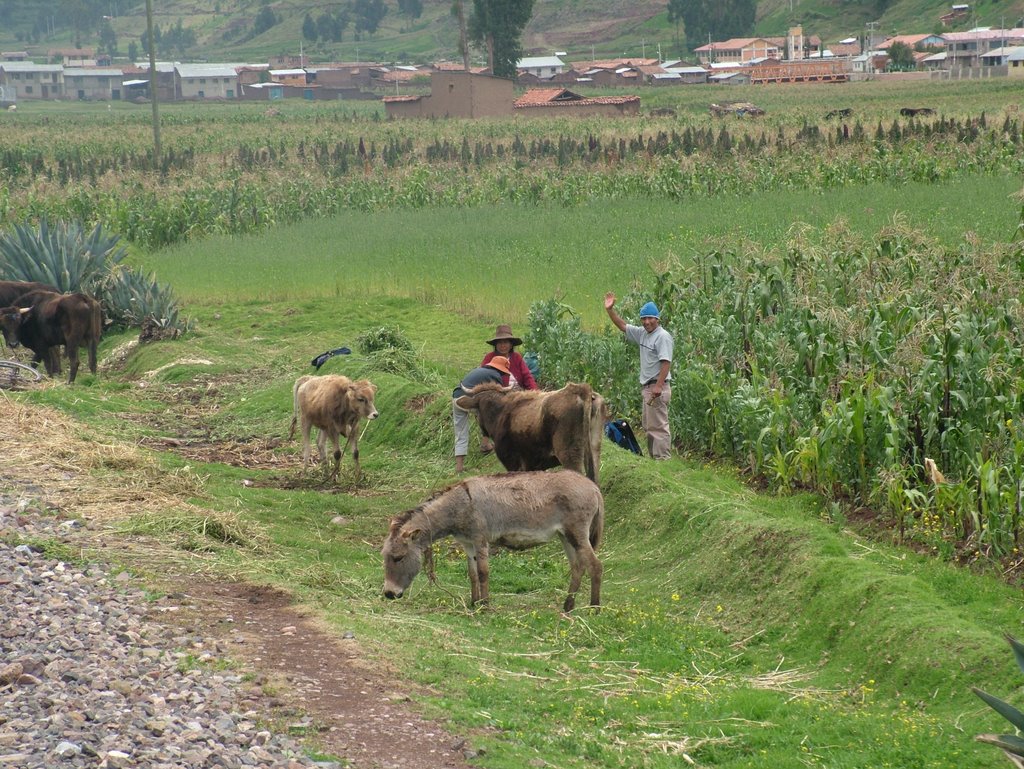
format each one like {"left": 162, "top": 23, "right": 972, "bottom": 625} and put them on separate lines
{"left": 0, "top": 62, "right": 63, "bottom": 72}
{"left": 176, "top": 64, "right": 239, "bottom": 77}
{"left": 517, "top": 56, "right": 564, "bottom": 68}
{"left": 64, "top": 68, "right": 125, "bottom": 77}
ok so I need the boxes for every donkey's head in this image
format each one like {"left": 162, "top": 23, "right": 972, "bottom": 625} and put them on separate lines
{"left": 381, "top": 518, "right": 427, "bottom": 599}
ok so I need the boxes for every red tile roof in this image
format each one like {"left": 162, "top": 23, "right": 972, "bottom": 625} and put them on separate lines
{"left": 570, "top": 58, "right": 658, "bottom": 71}
{"left": 514, "top": 89, "right": 640, "bottom": 109}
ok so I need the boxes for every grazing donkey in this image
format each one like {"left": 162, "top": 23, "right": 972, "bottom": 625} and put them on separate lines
{"left": 382, "top": 471, "right": 604, "bottom": 612}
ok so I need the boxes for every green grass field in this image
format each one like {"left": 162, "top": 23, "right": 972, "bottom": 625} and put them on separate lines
{"left": 5, "top": 192, "right": 1019, "bottom": 768}
{"left": 3, "top": 83, "right": 1024, "bottom": 767}
{"left": 148, "top": 173, "right": 1022, "bottom": 327}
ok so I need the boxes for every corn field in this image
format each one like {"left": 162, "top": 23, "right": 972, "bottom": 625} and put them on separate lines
{"left": 528, "top": 214, "right": 1024, "bottom": 561}
{"left": 0, "top": 104, "right": 1022, "bottom": 249}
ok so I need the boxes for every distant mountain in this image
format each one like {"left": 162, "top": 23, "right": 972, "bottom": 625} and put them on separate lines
{"left": 0, "top": 0, "right": 1021, "bottom": 64}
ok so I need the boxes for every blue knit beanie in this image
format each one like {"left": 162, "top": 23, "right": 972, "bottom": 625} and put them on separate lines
{"left": 639, "top": 301, "right": 660, "bottom": 319}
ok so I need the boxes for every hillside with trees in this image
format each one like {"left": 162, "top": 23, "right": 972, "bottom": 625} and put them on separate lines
{"left": 0, "top": 0, "right": 1021, "bottom": 64}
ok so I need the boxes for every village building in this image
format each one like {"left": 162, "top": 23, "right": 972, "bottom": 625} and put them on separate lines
{"left": 64, "top": 67, "right": 126, "bottom": 100}
{"left": 513, "top": 88, "right": 640, "bottom": 117}
{"left": 665, "top": 65, "right": 709, "bottom": 84}
{"left": 980, "top": 45, "right": 1024, "bottom": 74}
{"left": 307, "top": 63, "right": 378, "bottom": 89}
{"left": 0, "top": 61, "right": 63, "bottom": 99}
{"left": 708, "top": 70, "right": 752, "bottom": 85}
{"left": 944, "top": 28, "right": 1024, "bottom": 69}
{"left": 879, "top": 33, "right": 946, "bottom": 50}
{"left": 515, "top": 56, "right": 565, "bottom": 80}
{"left": 383, "top": 70, "right": 513, "bottom": 119}
{"left": 175, "top": 63, "right": 240, "bottom": 100}
{"left": 269, "top": 68, "right": 308, "bottom": 87}
{"left": 694, "top": 38, "right": 781, "bottom": 66}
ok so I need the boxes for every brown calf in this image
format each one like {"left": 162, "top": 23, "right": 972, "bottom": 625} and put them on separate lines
{"left": 289, "top": 374, "right": 379, "bottom": 482}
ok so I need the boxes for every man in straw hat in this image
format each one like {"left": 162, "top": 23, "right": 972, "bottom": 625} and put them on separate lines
{"left": 604, "top": 292, "right": 674, "bottom": 459}
{"left": 452, "top": 355, "right": 511, "bottom": 474}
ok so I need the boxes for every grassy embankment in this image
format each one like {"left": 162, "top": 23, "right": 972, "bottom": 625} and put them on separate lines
{"left": 5, "top": 174, "right": 1023, "bottom": 767}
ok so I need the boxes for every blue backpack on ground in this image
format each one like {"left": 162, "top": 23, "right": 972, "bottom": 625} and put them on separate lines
{"left": 605, "top": 418, "right": 642, "bottom": 455}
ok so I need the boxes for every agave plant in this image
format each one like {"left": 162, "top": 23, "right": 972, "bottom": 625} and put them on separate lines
{"left": 0, "top": 218, "right": 127, "bottom": 294}
{"left": 974, "top": 635, "right": 1024, "bottom": 768}
{"left": 102, "top": 266, "right": 190, "bottom": 335}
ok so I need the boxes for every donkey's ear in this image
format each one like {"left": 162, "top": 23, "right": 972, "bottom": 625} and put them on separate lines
{"left": 401, "top": 527, "right": 423, "bottom": 541}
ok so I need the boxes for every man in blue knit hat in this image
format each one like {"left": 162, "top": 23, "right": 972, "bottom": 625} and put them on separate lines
{"left": 604, "top": 292, "right": 673, "bottom": 459}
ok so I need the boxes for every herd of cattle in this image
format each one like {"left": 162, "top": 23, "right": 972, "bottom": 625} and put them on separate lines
{"left": 0, "top": 280, "right": 102, "bottom": 383}
{"left": 1, "top": 276, "right": 607, "bottom": 611}
{"left": 288, "top": 366, "right": 611, "bottom": 610}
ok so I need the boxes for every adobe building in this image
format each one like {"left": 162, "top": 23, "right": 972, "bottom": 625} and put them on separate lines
{"left": 383, "top": 70, "right": 513, "bottom": 119}
{"left": 513, "top": 88, "right": 641, "bottom": 117}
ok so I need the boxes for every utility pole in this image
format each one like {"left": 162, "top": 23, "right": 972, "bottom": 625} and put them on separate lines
{"left": 145, "top": 0, "right": 160, "bottom": 167}
{"left": 865, "top": 20, "right": 879, "bottom": 53}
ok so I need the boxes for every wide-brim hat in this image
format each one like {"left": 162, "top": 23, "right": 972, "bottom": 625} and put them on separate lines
{"left": 487, "top": 356, "right": 511, "bottom": 375}
{"left": 487, "top": 324, "right": 523, "bottom": 346}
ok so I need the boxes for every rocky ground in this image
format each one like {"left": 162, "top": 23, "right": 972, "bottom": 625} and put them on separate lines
{"left": 0, "top": 486, "right": 475, "bottom": 769}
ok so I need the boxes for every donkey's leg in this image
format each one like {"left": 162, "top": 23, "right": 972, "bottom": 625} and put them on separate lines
{"left": 476, "top": 543, "right": 491, "bottom": 605}
{"left": 584, "top": 547, "right": 603, "bottom": 608}
{"left": 561, "top": 537, "right": 584, "bottom": 613}
{"left": 464, "top": 545, "right": 482, "bottom": 604}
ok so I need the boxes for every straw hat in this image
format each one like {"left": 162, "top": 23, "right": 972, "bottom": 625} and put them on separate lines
{"left": 487, "top": 324, "right": 523, "bottom": 346}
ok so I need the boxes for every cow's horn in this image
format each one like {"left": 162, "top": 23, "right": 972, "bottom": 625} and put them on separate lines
{"left": 18, "top": 307, "right": 30, "bottom": 315}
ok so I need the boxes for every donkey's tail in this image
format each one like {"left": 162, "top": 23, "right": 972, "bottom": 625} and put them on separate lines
{"left": 590, "top": 494, "right": 604, "bottom": 553}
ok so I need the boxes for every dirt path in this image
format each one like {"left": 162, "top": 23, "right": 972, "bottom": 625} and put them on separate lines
{"left": 0, "top": 397, "right": 476, "bottom": 769}
{"left": 158, "top": 579, "right": 475, "bottom": 769}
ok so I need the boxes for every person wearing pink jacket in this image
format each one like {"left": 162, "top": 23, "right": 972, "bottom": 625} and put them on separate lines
{"left": 479, "top": 324, "right": 538, "bottom": 453}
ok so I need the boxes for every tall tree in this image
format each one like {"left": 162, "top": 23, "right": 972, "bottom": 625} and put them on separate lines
{"left": 467, "top": 0, "right": 534, "bottom": 79}
{"left": 60, "top": 0, "right": 104, "bottom": 48}
{"left": 253, "top": 5, "right": 277, "bottom": 35}
{"left": 666, "top": 0, "right": 685, "bottom": 55}
{"left": 353, "top": 0, "right": 387, "bottom": 36}
{"left": 302, "top": 13, "right": 317, "bottom": 42}
{"left": 398, "top": 0, "right": 423, "bottom": 27}
{"left": 99, "top": 19, "right": 117, "bottom": 55}
{"left": 886, "top": 40, "right": 916, "bottom": 71}
{"left": 678, "top": 0, "right": 755, "bottom": 51}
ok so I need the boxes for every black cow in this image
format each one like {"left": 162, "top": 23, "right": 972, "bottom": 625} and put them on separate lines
{"left": 0, "top": 280, "right": 59, "bottom": 307}
{"left": 900, "top": 107, "right": 935, "bottom": 117}
{"left": 0, "top": 290, "right": 103, "bottom": 383}
{"left": 825, "top": 108, "right": 852, "bottom": 119}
